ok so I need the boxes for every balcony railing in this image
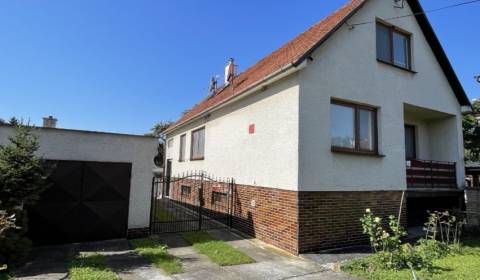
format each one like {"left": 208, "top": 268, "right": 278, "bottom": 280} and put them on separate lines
{"left": 406, "top": 159, "right": 457, "bottom": 189}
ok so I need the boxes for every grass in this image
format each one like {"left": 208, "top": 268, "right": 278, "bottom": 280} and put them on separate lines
{"left": 155, "top": 206, "right": 176, "bottom": 222}
{"left": 0, "top": 272, "right": 14, "bottom": 280}
{"left": 342, "top": 239, "right": 480, "bottom": 280}
{"left": 130, "top": 238, "right": 183, "bottom": 274}
{"left": 68, "top": 253, "right": 119, "bottom": 280}
{"left": 181, "top": 231, "right": 255, "bottom": 266}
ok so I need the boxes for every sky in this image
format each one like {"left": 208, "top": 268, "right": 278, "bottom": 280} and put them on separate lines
{"left": 0, "top": 0, "right": 478, "bottom": 135}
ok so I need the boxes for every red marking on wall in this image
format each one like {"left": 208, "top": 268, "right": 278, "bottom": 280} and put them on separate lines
{"left": 249, "top": 124, "right": 255, "bottom": 134}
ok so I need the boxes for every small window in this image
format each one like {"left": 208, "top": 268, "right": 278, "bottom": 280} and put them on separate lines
{"left": 191, "top": 127, "right": 205, "bottom": 160}
{"left": 179, "top": 134, "right": 186, "bottom": 162}
{"left": 212, "top": 191, "right": 227, "bottom": 205}
{"left": 376, "top": 22, "right": 411, "bottom": 70}
{"left": 331, "top": 100, "right": 378, "bottom": 154}
{"left": 181, "top": 185, "right": 191, "bottom": 197}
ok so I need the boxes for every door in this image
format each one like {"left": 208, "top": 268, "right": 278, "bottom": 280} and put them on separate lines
{"left": 404, "top": 125, "right": 416, "bottom": 160}
{"left": 27, "top": 160, "right": 132, "bottom": 245}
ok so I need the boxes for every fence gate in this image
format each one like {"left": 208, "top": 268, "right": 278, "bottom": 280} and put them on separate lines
{"left": 150, "top": 171, "right": 235, "bottom": 233}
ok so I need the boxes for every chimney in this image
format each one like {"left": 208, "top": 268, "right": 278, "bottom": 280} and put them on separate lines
{"left": 224, "top": 58, "right": 236, "bottom": 85}
{"left": 43, "top": 116, "right": 57, "bottom": 128}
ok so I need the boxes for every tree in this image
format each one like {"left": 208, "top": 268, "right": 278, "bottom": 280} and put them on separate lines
{"left": 463, "top": 100, "right": 480, "bottom": 162}
{"left": 0, "top": 123, "right": 50, "bottom": 267}
{"left": 146, "top": 121, "right": 173, "bottom": 142}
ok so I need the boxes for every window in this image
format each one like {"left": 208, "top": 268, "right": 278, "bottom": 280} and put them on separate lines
{"left": 376, "top": 22, "right": 411, "bottom": 70}
{"left": 404, "top": 125, "right": 416, "bottom": 160}
{"left": 330, "top": 100, "right": 378, "bottom": 154}
{"left": 179, "top": 134, "right": 186, "bottom": 162}
{"left": 181, "top": 185, "right": 191, "bottom": 197}
{"left": 190, "top": 127, "right": 205, "bottom": 160}
{"left": 212, "top": 191, "right": 227, "bottom": 205}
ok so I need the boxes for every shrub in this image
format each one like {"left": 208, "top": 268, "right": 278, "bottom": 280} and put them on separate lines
{"left": 358, "top": 209, "right": 451, "bottom": 272}
{"left": 360, "top": 209, "right": 406, "bottom": 253}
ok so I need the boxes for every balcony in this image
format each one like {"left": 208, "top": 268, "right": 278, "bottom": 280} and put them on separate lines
{"left": 406, "top": 159, "right": 457, "bottom": 189}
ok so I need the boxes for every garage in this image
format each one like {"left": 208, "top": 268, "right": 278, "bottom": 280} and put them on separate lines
{"left": 0, "top": 123, "right": 158, "bottom": 245}
{"left": 27, "top": 160, "right": 132, "bottom": 245}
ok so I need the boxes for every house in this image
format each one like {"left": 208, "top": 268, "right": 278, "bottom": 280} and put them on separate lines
{"left": 0, "top": 119, "right": 158, "bottom": 245}
{"left": 164, "top": 0, "right": 471, "bottom": 254}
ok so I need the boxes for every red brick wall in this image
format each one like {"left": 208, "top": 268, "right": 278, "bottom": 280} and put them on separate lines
{"left": 298, "top": 191, "right": 406, "bottom": 253}
{"left": 232, "top": 184, "right": 299, "bottom": 254}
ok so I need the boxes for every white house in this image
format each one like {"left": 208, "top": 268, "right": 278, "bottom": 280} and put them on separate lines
{"left": 164, "top": 0, "right": 471, "bottom": 254}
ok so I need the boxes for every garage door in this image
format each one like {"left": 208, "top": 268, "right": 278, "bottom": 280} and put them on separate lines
{"left": 27, "top": 160, "right": 132, "bottom": 245}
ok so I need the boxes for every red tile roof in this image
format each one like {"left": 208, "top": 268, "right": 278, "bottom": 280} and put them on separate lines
{"left": 167, "top": 0, "right": 366, "bottom": 132}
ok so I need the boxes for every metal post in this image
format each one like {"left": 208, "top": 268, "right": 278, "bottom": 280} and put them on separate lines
{"left": 229, "top": 178, "right": 235, "bottom": 228}
{"left": 198, "top": 172, "right": 204, "bottom": 231}
{"left": 149, "top": 177, "right": 156, "bottom": 235}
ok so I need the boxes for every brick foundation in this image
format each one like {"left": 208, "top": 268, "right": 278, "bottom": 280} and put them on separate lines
{"left": 127, "top": 227, "right": 150, "bottom": 239}
{"left": 232, "top": 184, "right": 299, "bottom": 254}
{"left": 298, "top": 191, "right": 406, "bottom": 253}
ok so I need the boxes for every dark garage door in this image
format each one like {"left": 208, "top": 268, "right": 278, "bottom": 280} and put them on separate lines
{"left": 27, "top": 160, "right": 132, "bottom": 245}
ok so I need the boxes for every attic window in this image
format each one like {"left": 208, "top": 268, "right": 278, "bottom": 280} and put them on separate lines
{"left": 376, "top": 22, "right": 411, "bottom": 70}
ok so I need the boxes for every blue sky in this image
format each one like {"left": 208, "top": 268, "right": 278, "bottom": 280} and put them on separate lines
{"left": 0, "top": 0, "right": 478, "bottom": 135}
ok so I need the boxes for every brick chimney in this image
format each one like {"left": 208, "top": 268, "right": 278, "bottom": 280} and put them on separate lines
{"left": 43, "top": 116, "right": 57, "bottom": 128}
{"left": 224, "top": 58, "right": 236, "bottom": 85}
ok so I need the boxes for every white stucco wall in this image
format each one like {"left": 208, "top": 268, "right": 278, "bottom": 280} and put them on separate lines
{"left": 298, "top": 0, "right": 465, "bottom": 191}
{"left": 166, "top": 74, "right": 300, "bottom": 191}
{"left": 0, "top": 125, "right": 158, "bottom": 229}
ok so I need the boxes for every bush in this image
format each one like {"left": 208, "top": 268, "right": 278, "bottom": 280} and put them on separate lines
{"left": 360, "top": 209, "right": 406, "bottom": 253}
{"left": 357, "top": 209, "right": 452, "bottom": 272}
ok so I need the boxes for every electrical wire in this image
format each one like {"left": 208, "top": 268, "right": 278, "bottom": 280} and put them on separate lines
{"left": 349, "top": 0, "right": 480, "bottom": 27}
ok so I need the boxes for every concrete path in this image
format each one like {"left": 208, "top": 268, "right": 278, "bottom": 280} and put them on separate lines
{"left": 158, "top": 228, "right": 357, "bottom": 280}
{"left": 15, "top": 239, "right": 170, "bottom": 280}
{"left": 14, "top": 230, "right": 359, "bottom": 280}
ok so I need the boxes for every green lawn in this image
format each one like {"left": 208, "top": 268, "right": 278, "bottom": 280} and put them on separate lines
{"left": 182, "top": 231, "right": 255, "bottom": 266}
{"left": 130, "top": 238, "right": 183, "bottom": 274}
{"left": 0, "top": 273, "right": 14, "bottom": 280}
{"left": 155, "top": 206, "right": 176, "bottom": 222}
{"left": 342, "top": 239, "right": 480, "bottom": 280}
{"left": 68, "top": 254, "right": 119, "bottom": 280}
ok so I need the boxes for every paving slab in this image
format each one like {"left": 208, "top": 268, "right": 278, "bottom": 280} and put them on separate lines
{"left": 15, "top": 243, "right": 74, "bottom": 280}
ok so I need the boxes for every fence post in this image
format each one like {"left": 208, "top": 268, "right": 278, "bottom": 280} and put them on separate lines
{"left": 229, "top": 178, "right": 235, "bottom": 229}
{"left": 149, "top": 177, "right": 156, "bottom": 235}
{"left": 198, "top": 172, "right": 204, "bottom": 231}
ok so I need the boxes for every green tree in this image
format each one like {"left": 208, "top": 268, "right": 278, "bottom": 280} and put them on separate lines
{"left": 146, "top": 121, "right": 172, "bottom": 142}
{"left": 463, "top": 100, "right": 480, "bottom": 162}
{"left": 0, "top": 124, "right": 50, "bottom": 267}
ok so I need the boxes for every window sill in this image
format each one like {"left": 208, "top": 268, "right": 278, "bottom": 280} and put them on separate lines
{"left": 331, "top": 147, "right": 385, "bottom": 158}
{"left": 190, "top": 157, "right": 204, "bottom": 161}
{"left": 377, "top": 59, "right": 417, "bottom": 74}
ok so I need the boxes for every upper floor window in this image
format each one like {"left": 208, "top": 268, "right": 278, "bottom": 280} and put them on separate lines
{"left": 376, "top": 22, "right": 411, "bottom": 70}
{"left": 179, "top": 134, "right": 186, "bottom": 162}
{"left": 330, "top": 100, "right": 378, "bottom": 154}
{"left": 191, "top": 127, "right": 205, "bottom": 160}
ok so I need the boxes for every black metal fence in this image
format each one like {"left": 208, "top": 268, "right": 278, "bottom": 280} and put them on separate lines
{"left": 150, "top": 171, "right": 235, "bottom": 234}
